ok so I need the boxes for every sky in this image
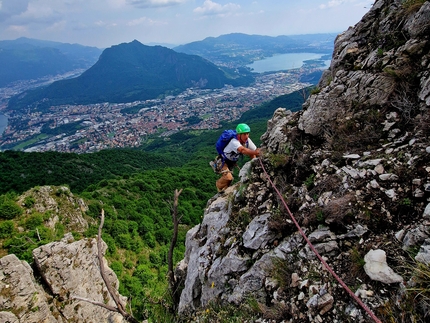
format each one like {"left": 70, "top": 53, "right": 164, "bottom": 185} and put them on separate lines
{"left": 0, "top": 0, "right": 374, "bottom": 49}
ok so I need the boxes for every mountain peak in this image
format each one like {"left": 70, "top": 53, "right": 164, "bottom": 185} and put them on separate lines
{"left": 8, "top": 39, "right": 251, "bottom": 109}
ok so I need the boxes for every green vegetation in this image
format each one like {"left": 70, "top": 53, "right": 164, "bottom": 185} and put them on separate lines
{"left": 304, "top": 173, "right": 315, "bottom": 189}
{"left": 0, "top": 149, "right": 189, "bottom": 194}
{"left": 185, "top": 300, "right": 260, "bottom": 323}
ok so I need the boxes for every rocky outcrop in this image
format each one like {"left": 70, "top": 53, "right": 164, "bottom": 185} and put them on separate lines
{"left": 0, "top": 234, "right": 128, "bottom": 323}
{"left": 178, "top": 0, "right": 430, "bottom": 321}
{"left": 17, "top": 185, "right": 90, "bottom": 232}
{"left": 300, "top": 0, "right": 430, "bottom": 136}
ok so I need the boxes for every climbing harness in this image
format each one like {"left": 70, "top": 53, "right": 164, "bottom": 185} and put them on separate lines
{"left": 210, "top": 155, "right": 240, "bottom": 174}
{"left": 258, "top": 157, "right": 382, "bottom": 323}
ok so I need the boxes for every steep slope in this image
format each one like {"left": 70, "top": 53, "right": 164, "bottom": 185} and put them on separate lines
{"left": 177, "top": 1, "right": 430, "bottom": 322}
{"left": 8, "top": 40, "right": 252, "bottom": 111}
{"left": 0, "top": 37, "right": 102, "bottom": 87}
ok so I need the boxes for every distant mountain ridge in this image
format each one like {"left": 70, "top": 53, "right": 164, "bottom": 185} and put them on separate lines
{"left": 8, "top": 40, "right": 253, "bottom": 111}
{"left": 0, "top": 37, "right": 102, "bottom": 87}
{"left": 174, "top": 32, "right": 336, "bottom": 67}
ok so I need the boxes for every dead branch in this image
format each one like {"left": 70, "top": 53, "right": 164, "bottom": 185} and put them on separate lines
{"left": 97, "top": 209, "right": 140, "bottom": 323}
{"left": 168, "top": 188, "right": 183, "bottom": 309}
{"left": 71, "top": 295, "right": 118, "bottom": 312}
{"left": 76, "top": 209, "right": 140, "bottom": 323}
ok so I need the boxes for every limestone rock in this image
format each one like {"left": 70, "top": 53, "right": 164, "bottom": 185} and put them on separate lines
{"left": 242, "top": 213, "right": 278, "bottom": 250}
{"left": 0, "top": 254, "right": 59, "bottom": 323}
{"left": 0, "top": 236, "right": 128, "bottom": 323}
{"left": 415, "top": 239, "right": 430, "bottom": 265}
{"left": 364, "top": 249, "right": 403, "bottom": 284}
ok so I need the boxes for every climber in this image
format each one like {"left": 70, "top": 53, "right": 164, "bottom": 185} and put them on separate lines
{"left": 215, "top": 123, "right": 261, "bottom": 192}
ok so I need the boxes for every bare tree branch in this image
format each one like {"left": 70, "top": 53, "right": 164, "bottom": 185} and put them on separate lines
{"left": 168, "top": 188, "right": 183, "bottom": 309}
{"left": 76, "top": 209, "right": 140, "bottom": 323}
{"left": 71, "top": 295, "right": 119, "bottom": 312}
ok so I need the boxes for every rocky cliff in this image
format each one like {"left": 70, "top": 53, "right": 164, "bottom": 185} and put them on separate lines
{"left": 177, "top": 0, "right": 430, "bottom": 322}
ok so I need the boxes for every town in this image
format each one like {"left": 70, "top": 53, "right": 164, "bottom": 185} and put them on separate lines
{"left": 0, "top": 69, "right": 314, "bottom": 154}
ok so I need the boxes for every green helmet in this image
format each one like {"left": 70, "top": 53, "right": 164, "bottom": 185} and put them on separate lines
{"left": 236, "top": 123, "right": 251, "bottom": 134}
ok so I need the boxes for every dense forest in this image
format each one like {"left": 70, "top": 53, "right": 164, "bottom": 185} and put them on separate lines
{"left": 0, "top": 89, "right": 308, "bottom": 320}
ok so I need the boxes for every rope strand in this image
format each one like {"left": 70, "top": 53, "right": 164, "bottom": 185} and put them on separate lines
{"left": 258, "top": 158, "right": 382, "bottom": 323}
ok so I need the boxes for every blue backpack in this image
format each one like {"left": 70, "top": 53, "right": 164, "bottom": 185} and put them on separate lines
{"left": 215, "top": 129, "right": 236, "bottom": 159}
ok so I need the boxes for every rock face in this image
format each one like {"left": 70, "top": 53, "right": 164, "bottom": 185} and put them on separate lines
{"left": 178, "top": 0, "right": 430, "bottom": 321}
{"left": 299, "top": 0, "right": 430, "bottom": 137}
{"left": 0, "top": 234, "right": 127, "bottom": 323}
{"left": 17, "top": 185, "right": 90, "bottom": 233}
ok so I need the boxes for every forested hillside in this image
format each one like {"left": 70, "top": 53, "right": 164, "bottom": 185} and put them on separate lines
{"left": 0, "top": 37, "right": 102, "bottom": 87}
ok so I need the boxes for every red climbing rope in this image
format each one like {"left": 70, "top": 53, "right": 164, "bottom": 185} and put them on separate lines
{"left": 258, "top": 158, "right": 382, "bottom": 323}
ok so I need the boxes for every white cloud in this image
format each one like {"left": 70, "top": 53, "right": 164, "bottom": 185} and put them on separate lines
{"left": 95, "top": 20, "right": 107, "bottom": 26}
{"left": 193, "top": 0, "right": 240, "bottom": 16}
{"left": 319, "top": 0, "right": 373, "bottom": 10}
{"left": 46, "top": 20, "right": 66, "bottom": 31}
{"left": 319, "top": 0, "right": 345, "bottom": 10}
{"left": 127, "top": 0, "right": 186, "bottom": 8}
{"left": 7, "top": 24, "right": 27, "bottom": 33}
{"left": 127, "top": 16, "right": 165, "bottom": 26}
{"left": 15, "top": 3, "right": 59, "bottom": 25}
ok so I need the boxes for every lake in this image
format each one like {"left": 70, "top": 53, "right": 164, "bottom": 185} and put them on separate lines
{"left": 0, "top": 113, "right": 8, "bottom": 135}
{"left": 247, "top": 52, "right": 331, "bottom": 73}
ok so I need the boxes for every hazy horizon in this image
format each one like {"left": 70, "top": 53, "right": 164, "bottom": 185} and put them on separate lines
{"left": 0, "top": 0, "right": 373, "bottom": 48}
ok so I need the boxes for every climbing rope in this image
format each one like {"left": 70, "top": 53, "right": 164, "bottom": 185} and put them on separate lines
{"left": 258, "top": 158, "right": 382, "bottom": 323}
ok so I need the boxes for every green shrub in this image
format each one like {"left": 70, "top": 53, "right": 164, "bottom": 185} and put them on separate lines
{"left": 0, "top": 201, "right": 23, "bottom": 220}
{"left": 24, "top": 213, "right": 44, "bottom": 230}
{"left": 155, "top": 228, "right": 171, "bottom": 245}
{"left": 102, "top": 233, "right": 117, "bottom": 255}
{"left": 133, "top": 264, "right": 155, "bottom": 284}
{"left": 23, "top": 196, "right": 36, "bottom": 208}
{"left": 149, "top": 252, "right": 162, "bottom": 266}
{"left": 110, "top": 261, "right": 124, "bottom": 276}
{"left": 143, "top": 232, "right": 156, "bottom": 248}
{"left": 0, "top": 220, "right": 15, "bottom": 238}
{"left": 130, "top": 236, "right": 144, "bottom": 253}
{"left": 84, "top": 224, "right": 99, "bottom": 238}
{"left": 116, "top": 233, "right": 132, "bottom": 249}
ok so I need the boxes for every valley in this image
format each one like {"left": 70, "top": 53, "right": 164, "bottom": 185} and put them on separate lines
{"left": 0, "top": 68, "right": 316, "bottom": 153}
